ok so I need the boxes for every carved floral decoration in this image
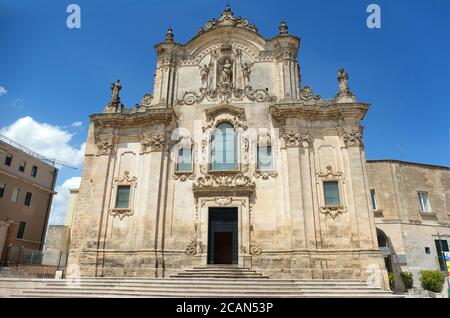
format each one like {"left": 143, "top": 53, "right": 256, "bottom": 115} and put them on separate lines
{"left": 140, "top": 133, "right": 166, "bottom": 153}
{"left": 194, "top": 173, "right": 255, "bottom": 189}
{"left": 300, "top": 86, "right": 320, "bottom": 101}
{"left": 250, "top": 240, "right": 262, "bottom": 255}
{"left": 96, "top": 139, "right": 114, "bottom": 156}
{"left": 180, "top": 85, "right": 277, "bottom": 105}
{"left": 283, "top": 132, "right": 312, "bottom": 148}
{"left": 343, "top": 130, "right": 364, "bottom": 148}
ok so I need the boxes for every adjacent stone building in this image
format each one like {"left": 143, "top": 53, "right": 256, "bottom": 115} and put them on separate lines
{"left": 0, "top": 135, "right": 58, "bottom": 262}
{"left": 66, "top": 8, "right": 448, "bottom": 289}
{"left": 367, "top": 160, "right": 450, "bottom": 289}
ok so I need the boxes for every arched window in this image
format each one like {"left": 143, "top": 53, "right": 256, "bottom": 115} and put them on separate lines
{"left": 210, "top": 122, "right": 237, "bottom": 171}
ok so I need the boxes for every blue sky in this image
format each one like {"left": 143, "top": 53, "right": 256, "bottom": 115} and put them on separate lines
{"left": 1, "top": 0, "right": 449, "bottom": 224}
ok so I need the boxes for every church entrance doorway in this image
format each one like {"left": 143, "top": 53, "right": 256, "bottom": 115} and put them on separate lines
{"left": 207, "top": 207, "right": 238, "bottom": 264}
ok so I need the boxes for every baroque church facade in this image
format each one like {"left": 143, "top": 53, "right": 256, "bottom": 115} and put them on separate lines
{"left": 67, "top": 8, "right": 389, "bottom": 286}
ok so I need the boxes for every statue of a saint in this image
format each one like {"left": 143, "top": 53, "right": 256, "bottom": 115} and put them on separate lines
{"left": 242, "top": 62, "right": 253, "bottom": 83}
{"left": 199, "top": 64, "right": 210, "bottom": 83}
{"left": 111, "top": 80, "right": 122, "bottom": 103}
{"left": 220, "top": 57, "right": 233, "bottom": 84}
{"left": 337, "top": 68, "right": 349, "bottom": 93}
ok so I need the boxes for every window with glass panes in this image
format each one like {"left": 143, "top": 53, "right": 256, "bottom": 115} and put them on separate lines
{"left": 210, "top": 123, "right": 237, "bottom": 171}
{"left": 115, "top": 185, "right": 131, "bottom": 209}
{"left": 323, "top": 181, "right": 340, "bottom": 206}
{"left": 257, "top": 145, "right": 273, "bottom": 170}
{"left": 176, "top": 146, "right": 193, "bottom": 172}
{"left": 418, "top": 192, "right": 431, "bottom": 212}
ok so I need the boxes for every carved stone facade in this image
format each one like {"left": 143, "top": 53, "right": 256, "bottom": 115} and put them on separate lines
{"left": 67, "top": 7, "right": 388, "bottom": 288}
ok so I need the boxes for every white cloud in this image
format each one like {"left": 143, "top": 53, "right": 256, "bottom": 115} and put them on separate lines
{"left": 0, "top": 116, "right": 86, "bottom": 167}
{"left": 49, "top": 177, "right": 81, "bottom": 225}
{"left": 0, "top": 86, "right": 7, "bottom": 96}
{"left": 71, "top": 121, "right": 83, "bottom": 128}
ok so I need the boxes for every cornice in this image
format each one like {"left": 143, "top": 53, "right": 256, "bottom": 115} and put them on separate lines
{"left": 90, "top": 108, "right": 176, "bottom": 128}
{"left": 270, "top": 101, "right": 370, "bottom": 122}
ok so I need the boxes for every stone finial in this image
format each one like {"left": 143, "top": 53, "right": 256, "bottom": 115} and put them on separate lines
{"left": 165, "top": 28, "right": 174, "bottom": 43}
{"left": 279, "top": 21, "right": 288, "bottom": 35}
{"left": 222, "top": 4, "right": 233, "bottom": 17}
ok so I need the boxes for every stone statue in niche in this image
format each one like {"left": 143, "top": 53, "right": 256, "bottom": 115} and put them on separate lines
{"left": 199, "top": 63, "right": 210, "bottom": 83}
{"left": 219, "top": 57, "right": 233, "bottom": 84}
{"left": 241, "top": 62, "right": 253, "bottom": 84}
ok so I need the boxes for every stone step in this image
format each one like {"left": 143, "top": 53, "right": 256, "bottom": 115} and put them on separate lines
{"left": 18, "top": 288, "right": 393, "bottom": 297}
{"left": 0, "top": 277, "right": 368, "bottom": 285}
{"left": 42, "top": 281, "right": 369, "bottom": 288}
{"left": 27, "top": 285, "right": 387, "bottom": 293}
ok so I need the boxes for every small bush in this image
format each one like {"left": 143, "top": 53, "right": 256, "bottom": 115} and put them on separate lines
{"left": 419, "top": 270, "right": 445, "bottom": 293}
{"left": 400, "top": 272, "right": 414, "bottom": 289}
{"left": 388, "top": 272, "right": 395, "bottom": 290}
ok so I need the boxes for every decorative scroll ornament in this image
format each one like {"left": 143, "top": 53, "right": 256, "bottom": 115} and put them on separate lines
{"left": 173, "top": 173, "right": 195, "bottom": 182}
{"left": 250, "top": 240, "right": 262, "bottom": 255}
{"left": 316, "top": 165, "right": 344, "bottom": 180}
{"left": 319, "top": 206, "right": 347, "bottom": 220}
{"left": 185, "top": 240, "right": 197, "bottom": 255}
{"left": 202, "top": 115, "right": 248, "bottom": 132}
{"left": 198, "top": 6, "right": 258, "bottom": 34}
{"left": 96, "top": 139, "right": 114, "bottom": 156}
{"left": 194, "top": 173, "right": 255, "bottom": 188}
{"left": 140, "top": 93, "right": 153, "bottom": 107}
{"left": 113, "top": 170, "right": 137, "bottom": 184}
{"left": 140, "top": 133, "right": 166, "bottom": 152}
{"left": 300, "top": 86, "right": 320, "bottom": 101}
{"left": 180, "top": 85, "right": 277, "bottom": 105}
{"left": 282, "top": 132, "right": 312, "bottom": 148}
{"left": 110, "top": 208, "right": 133, "bottom": 221}
{"left": 214, "top": 196, "right": 233, "bottom": 206}
{"left": 253, "top": 171, "right": 278, "bottom": 180}
{"left": 343, "top": 130, "right": 364, "bottom": 148}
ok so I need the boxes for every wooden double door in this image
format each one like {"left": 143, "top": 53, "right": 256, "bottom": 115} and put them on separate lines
{"left": 207, "top": 207, "right": 238, "bottom": 265}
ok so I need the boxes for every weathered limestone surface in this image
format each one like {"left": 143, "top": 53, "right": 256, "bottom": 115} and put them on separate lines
{"left": 367, "top": 160, "right": 450, "bottom": 291}
{"left": 67, "top": 7, "right": 388, "bottom": 287}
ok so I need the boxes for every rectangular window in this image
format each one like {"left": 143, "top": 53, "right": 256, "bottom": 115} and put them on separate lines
{"left": 115, "top": 185, "right": 130, "bottom": 209}
{"left": 31, "top": 165, "right": 38, "bottom": 177}
{"left": 17, "top": 222, "right": 26, "bottom": 239}
{"left": 4, "top": 154, "right": 12, "bottom": 166}
{"left": 324, "top": 181, "right": 340, "bottom": 206}
{"left": 11, "top": 188, "right": 20, "bottom": 203}
{"left": 434, "top": 239, "right": 449, "bottom": 271}
{"left": 24, "top": 192, "right": 32, "bottom": 206}
{"left": 18, "top": 160, "right": 26, "bottom": 172}
{"left": 418, "top": 191, "right": 431, "bottom": 212}
{"left": 257, "top": 146, "right": 273, "bottom": 170}
{"left": 370, "top": 189, "right": 378, "bottom": 211}
{"left": 176, "top": 147, "right": 193, "bottom": 172}
{"left": 0, "top": 182, "right": 5, "bottom": 198}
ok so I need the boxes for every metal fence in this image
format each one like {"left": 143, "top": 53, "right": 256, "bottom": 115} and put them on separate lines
{"left": 0, "top": 245, "right": 68, "bottom": 278}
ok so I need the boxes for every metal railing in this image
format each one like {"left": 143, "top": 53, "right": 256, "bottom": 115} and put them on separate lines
{"left": 0, "top": 245, "right": 68, "bottom": 278}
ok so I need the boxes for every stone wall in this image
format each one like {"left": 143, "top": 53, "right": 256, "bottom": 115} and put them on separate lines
{"left": 368, "top": 160, "right": 450, "bottom": 290}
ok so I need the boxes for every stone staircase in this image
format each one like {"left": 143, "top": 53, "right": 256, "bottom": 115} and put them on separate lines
{"left": 0, "top": 266, "right": 400, "bottom": 298}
